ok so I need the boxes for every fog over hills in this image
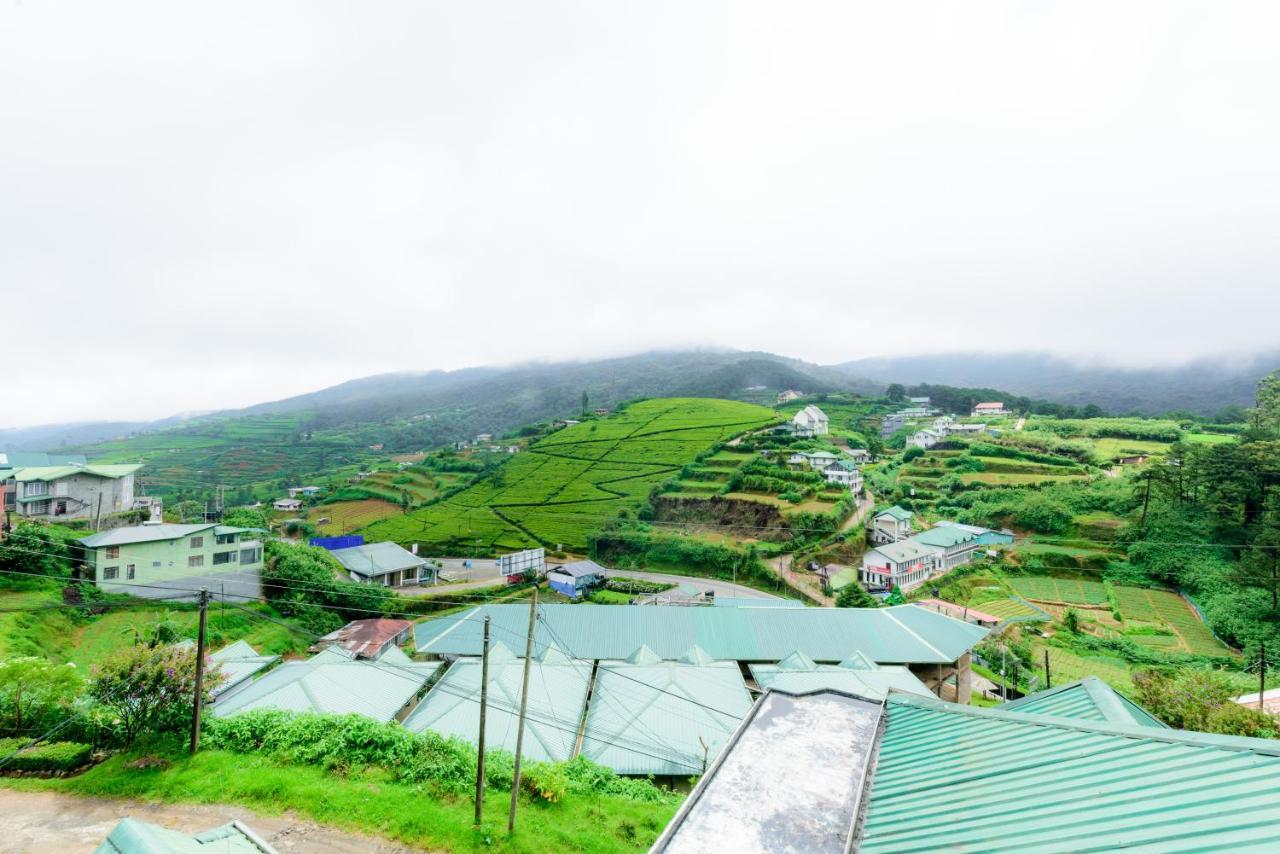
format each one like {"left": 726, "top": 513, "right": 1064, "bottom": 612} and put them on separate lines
{"left": 1, "top": 348, "right": 1274, "bottom": 452}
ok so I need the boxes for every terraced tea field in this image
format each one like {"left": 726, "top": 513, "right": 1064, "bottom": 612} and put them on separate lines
{"left": 364, "top": 399, "right": 775, "bottom": 552}
{"left": 307, "top": 499, "right": 404, "bottom": 535}
{"left": 1007, "top": 576, "right": 1109, "bottom": 606}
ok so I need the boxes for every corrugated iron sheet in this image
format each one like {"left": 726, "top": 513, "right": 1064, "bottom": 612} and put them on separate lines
{"left": 1000, "top": 676, "right": 1169, "bottom": 729}
{"left": 861, "top": 694, "right": 1280, "bottom": 852}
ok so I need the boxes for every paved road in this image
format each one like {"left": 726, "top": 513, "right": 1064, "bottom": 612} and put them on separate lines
{"left": 0, "top": 789, "right": 414, "bottom": 853}
{"left": 599, "top": 568, "right": 781, "bottom": 600}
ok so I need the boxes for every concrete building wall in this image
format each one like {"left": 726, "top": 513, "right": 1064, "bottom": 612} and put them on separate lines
{"left": 86, "top": 532, "right": 263, "bottom": 600}
{"left": 18, "top": 473, "right": 135, "bottom": 519}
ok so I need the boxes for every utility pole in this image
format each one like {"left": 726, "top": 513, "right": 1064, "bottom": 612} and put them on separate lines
{"left": 475, "top": 616, "right": 490, "bottom": 825}
{"left": 1261, "top": 640, "right": 1267, "bottom": 713}
{"left": 189, "top": 587, "right": 210, "bottom": 755}
{"left": 1044, "top": 648, "right": 1051, "bottom": 690}
{"left": 508, "top": 588, "right": 538, "bottom": 833}
{"left": 1000, "top": 647, "right": 1007, "bottom": 701}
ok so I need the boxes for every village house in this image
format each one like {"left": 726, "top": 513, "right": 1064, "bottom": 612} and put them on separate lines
{"left": 908, "top": 525, "right": 982, "bottom": 570}
{"left": 547, "top": 559, "right": 606, "bottom": 599}
{"left": 79, "top": 522, "right": 264, "bottom": 600}
{"left": 474, "top": 433, "right": 492, "bottom": 443}
{"left": 776, "top": 389, "right": 803, "bottom": 404}
{"left": 880, "top": 413, "right": 907, "bottom": 438}
{"left": 870, "top": 506, "right": 913, "bottom": 544}
{"left": 286, "top": 485, "right": 321, "bottom": 498}
{"left": 329, "top": 541, "right": 434, "bottom": 587}
{"left": 822, "top": 460, "right": 863, "bottom": 492}
{"left": 2, "top": 462, "right": 141, "bottom": 521}
{"left": 272, "top": 497, "right": 303, "bottom": 512}
{"left": 907, "top": 428, "right": 944, "bottom": 449}
{"left": 843, "top": 448, "right": 871, "bottom": 464}
{"left": 908, "top": 396, "right": 930, "bottom": 406}
{"left": 933, "top": 520, "right": 1015, "bottom": 547}
{"left": 788, "top": 450, "right": 838, "bottom": 471}
{"left": 791, "top": 405, "right": 829, "bottom": 437}
{"left": 860, "top": 539, "right": 939, "bottom": 591}
{"left": 971, "top": 401, "right": 1009, "bottom": 417}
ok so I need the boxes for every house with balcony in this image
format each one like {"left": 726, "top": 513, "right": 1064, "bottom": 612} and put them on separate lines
{"left": 3, "top": 463, "right": 141, "bottom": 521}
{"left": 822, "top": 460, "right": 863, "bottom": 492}
{"left": 870, "top": 506, "right": 913, "bottom": 544}
{"left": 860, "top": 539, "right": 939, "bottom": 591}
{"left": 909, "top": 525, "right": 982, "bottom": 571}
{"left": 79, "top": 522, "right": 264, "bottom": 601}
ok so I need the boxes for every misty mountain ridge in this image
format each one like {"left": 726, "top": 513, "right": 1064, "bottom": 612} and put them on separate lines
{"left": 1, "top": 348, "right": 1274, "bottom": 453}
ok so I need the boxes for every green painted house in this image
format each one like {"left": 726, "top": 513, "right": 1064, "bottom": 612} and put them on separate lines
{"left": 79, "top": 523, "right": 264, "bottom": 600}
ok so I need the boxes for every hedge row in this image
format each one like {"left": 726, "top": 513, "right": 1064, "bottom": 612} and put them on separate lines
{"left": 0, "top": 738, "right": 93, "bottom": 773}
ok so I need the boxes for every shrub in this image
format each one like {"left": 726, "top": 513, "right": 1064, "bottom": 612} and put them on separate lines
{"left": 902, "top": 446, "right": 924, "bottom": 462}
{"left": 522, "top": 762, "right": 568, "bottom": 803}
{"left": 0, "top": 739, "right": 93, "bottom": 773}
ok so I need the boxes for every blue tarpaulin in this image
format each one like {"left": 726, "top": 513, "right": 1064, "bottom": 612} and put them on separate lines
{"left": 309, "top": 535, "right": 365, "bottom": 551}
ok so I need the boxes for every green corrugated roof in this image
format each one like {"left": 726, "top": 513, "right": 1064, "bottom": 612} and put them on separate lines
{"left": 875, "top": 506, "right": 913, "bottom": 522}
{"left": 1000, "top": 676, "right": 1169, "bottom": 728}
{"left": 402, "top": 643, "right": 590, "bottom": 763}
{"left": 750, "top": 657, "right": 931, "bottom": 701}
{"left": 869, "top": 540, "right": 938, "bottom": 564}
{"left": 330, "top": 541, "right": 427, "bottom": 578}
{"left": 94, "top": 818, "right": 274, "bottom": 853}
{"left": 581, "top": 654, "right": 754, "bottom": 775}
{"left": 80, "top": 524, "right": 215, "bottom": 548}
{"left": 210, "top": 647, "right": 436, "bottom": 722}
{"left": 861, "top": 692, "right": 1280, "bottom": 852}
{"left": 908, "top": 526, "right": 976, "bottom": 549}
{"left": 12, "top": 463, "right": 140, "bottom": 481}
{"left": 208, "top": 641, "right": 279, "bottom": 698}
{"left": 414, "top": 604, "right": 988, "bottom": 665}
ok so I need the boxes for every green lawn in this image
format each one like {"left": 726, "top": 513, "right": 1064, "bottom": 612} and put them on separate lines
{"left": 1, "top": 745, "right": 676, "bottom": 853}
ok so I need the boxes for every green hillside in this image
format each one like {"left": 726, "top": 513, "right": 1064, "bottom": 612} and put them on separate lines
{"left": 364, "top": 398, "right": 775, "bottom": 553}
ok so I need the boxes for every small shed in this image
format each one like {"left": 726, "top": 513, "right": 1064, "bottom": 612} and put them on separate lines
{"left": 312, "top": 618, "right": 414, "bottom": 659}
{"left": 547, "top": 560, "right": 605, "bottom": 599}
{"left": 330, "top": 541, "right": 433, "bottom": 587}
{"left": 272, "top": 498, "right": 302, "bottom": 512}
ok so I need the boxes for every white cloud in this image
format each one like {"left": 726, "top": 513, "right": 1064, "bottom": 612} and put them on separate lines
{"left": 2, "top": 1, "right": 1278, "bottom": 425}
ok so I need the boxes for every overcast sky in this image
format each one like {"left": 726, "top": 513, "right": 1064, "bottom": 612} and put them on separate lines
{"left": 3, "top": 1, "right": 1278, "bottom": 426}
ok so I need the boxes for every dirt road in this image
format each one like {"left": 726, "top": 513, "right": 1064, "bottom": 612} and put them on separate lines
{"left": 0, "top": 788, "right": 417, "bottom": 853}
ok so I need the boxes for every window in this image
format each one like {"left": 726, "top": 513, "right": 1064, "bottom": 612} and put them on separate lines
{"left": 103, "top": 566, "right": 119, "bottom": 580}
{"left": 24, "top": 481, "right": 48, "bottom": 497}
{"left": 126, "top": 564, "right": 135, "bottom": 580}
{"left": 215, "top": 533, "right": 237, "bottom": 545}
{"left": 27, "top": 500, "right": 50, "bottom": 515}
{"left": 189, "top": 536, "right": 204, "bottom": 548}
{"left": 151, "top": 561, "right": 161, "bottom": 568}
{"left": 106, "top": 546, "right": 120, "bottom": 559}
{"left": 188, "top": 555, "right": 204, "bottom": 568}
{"left": 212, "top": 551, "right": 236, "bottom": 566}
{"left": 239, "top": 547, "right": 260, "bottom": 565}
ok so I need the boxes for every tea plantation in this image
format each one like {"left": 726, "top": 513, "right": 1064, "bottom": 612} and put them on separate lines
{"left": 364, "top": 398, "right": 776, "bottom": 553}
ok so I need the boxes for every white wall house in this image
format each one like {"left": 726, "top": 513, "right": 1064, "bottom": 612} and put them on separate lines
{"left": 823, "top": 461, "right": 863, "bottom": 492}
{"left": 870, "top": 507, "right": 913, "bottom": 544}
{"left": 4, "top": 464, "right": 140, "bottom": 520}
{"left": 860, "top": 540, "right": 939, "bottom": 591}
{"left": 791, "top": 405, "right": 829, "bottom": 437}
{"left": 907, "top": 429, "right": 944, "bottom": 450}
{"left": 971, "top": 402, "right": 1008, "bottom": 417}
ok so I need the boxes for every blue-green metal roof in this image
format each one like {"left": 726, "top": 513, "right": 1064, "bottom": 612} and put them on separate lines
{"left": 750, "top": 654, "right": 931, "bottom": 701}
{"left": 402, "top": 642, "right": 590, "bottom": 763}
{"left": 209, "top": 647, "right": 436, "bottom": 722}
{"left": 909, "top": 525, "right": 976, "bottom": 549}
{"left": 94, "top": 818, "right": 274, "bottom": 853}
{"left": 581, "top": 651, "right": 754, "bottom": 775}
{"left": 208, "top": 640, "right": 279, "bottom": 699}
{"left": 12, "top": 463, "right": 140, "bottom": 481}
{"left": 861, "top": 692, "right": 1280, "bottom": 852}
{"left": 876, "top": 506, "right": 913, "bottom": 522}
{"left": 1000, "top": 676, "right": 1168, "bottom": 728}
{"left": 414, "top": 604, "right": 988, "bottom": 665}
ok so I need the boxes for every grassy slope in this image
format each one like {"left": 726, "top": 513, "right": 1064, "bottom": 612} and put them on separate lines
{"left": 365, "top": 399, "right": 775, "bottom": 552}
{"left": 2, "top": 746, "right": 676, "bottom": 853}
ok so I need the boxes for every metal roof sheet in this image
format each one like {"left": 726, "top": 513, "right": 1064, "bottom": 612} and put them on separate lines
{"left": 750, "top": 658, "right": 931, "bottom": 701}
{"left": 860, "top": 693, "right": 1280, "bottom": 852}
{"left": 209, "top": 648, "right": 436, "bottom": 722}
{"left": 875, "top": 506, "right": 913, "bottom": 522}
{"left": 95, "top": 818, "right": 275, "bottom": 854}
{"left": 12, "top": 463, "right": 140, "bottom": 481}
{"left": 414, "top": 604, "right": 987, "bottom": 665}
{"left": 401, "top": 643, "right": 590, "bottom": 763}
{"left": 208, "top": 641, "right": 278, "bottom": 698}
{"left": 999, "top": 676, "right": 1169, "bottom": 728}
{"left": 908, "top": 526, "right": 976, "bottom": 549}
{"left": 580, "top": 659, "right": 754, "bottom": 776}
{"left": 79, "top": 523, "right": 215, "bottom": 548}
{"left": 329, "top": 541, "right": 427, "bottom": 577}
{"left": 870, "top": 540, "right": 941, "bottom": 564}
